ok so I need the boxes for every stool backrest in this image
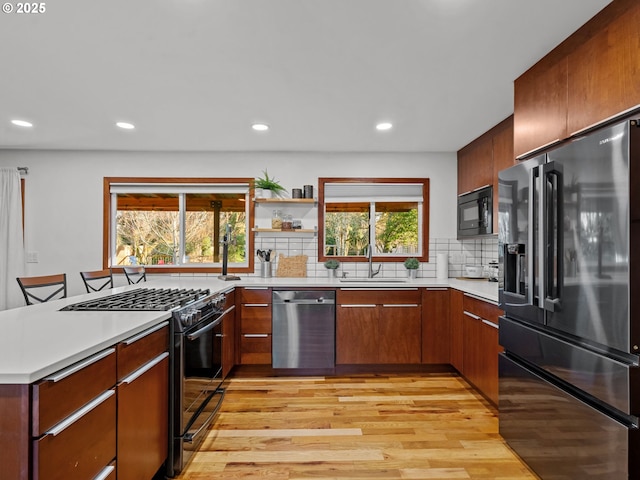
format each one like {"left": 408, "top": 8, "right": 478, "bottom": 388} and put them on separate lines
{"left": 80, "top": 269, "right": 113, "bottom": 293}
{"left": 123, "top": 266, "right": 146, "bottom": 285}
{"left": 16, "top": 273, "right": 67, "bottom": 305}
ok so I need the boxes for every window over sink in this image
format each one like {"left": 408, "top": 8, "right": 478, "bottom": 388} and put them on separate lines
{"left": 318, "top": 178, "right": 429, "bottom": 263}
{"left": 103, "top": 177, "right": 254, "bottom": 274}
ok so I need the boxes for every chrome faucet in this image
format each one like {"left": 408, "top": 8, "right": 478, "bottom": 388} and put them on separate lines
{"left": 366, "top": 245, "right": 381, "bottom": 278}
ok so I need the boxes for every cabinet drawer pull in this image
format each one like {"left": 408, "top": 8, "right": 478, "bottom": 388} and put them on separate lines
{"left": 123, "top": 321, "right": 169, "bottom": 345}
{"left": 45, "top": 389, "right": 114, "bottom": 437}
{"left": 463, "top": 310, "right": 481, "bottom": 320}
{"left": 340, "top": 304, "right": 376, "bottom": 308}
{"left": 244, "top": 287, "right": 269, "bottom": 290}
{"left": 244, "top": 334, "right": 269, "bottom": 338}
{"left": 93, "top": 465, "right": 115, "bottom": 480}
{"left": 426, "top": 287, "right": 448, "bottom": 291}
{"left": 244, "top": 303, "right": 269, "bottom": 307}
{"left": 482, "top": 319, "right": 499, "bottom": 329}
{"left": 382, "top": 304, "right": 419, "bottom": 307}
{"left": 44, "top": 348, "right": 115, "bottom": 383}
{"left": 120, "top": 352, "right": 168, "bottom": 385}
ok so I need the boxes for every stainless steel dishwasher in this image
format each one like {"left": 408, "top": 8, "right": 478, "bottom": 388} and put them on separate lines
{"left": 272, "top": 290, "right": 335, "bottom": 369}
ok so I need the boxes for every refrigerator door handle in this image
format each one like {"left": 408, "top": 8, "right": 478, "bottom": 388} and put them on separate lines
{"left": 536, "top": 164, "right": 546, "bottom": 311}
{"left": 542, "top": 161, "right": 564, "bottom": 313}
{"left": 528, "top": 165, "right": 539, "bottom": 307}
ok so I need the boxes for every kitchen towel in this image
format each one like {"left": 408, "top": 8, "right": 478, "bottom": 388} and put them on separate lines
{"left": 437, "top": 253, "right": 448, "bottom": 280}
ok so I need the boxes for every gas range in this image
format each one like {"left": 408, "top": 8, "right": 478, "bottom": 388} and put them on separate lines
{"left": 60, "top": 287, "right": 214, "bottom": 312}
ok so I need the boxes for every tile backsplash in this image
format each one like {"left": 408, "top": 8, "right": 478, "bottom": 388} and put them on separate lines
{"left": 253, "top": 235, "right": 498, "bottom": 279}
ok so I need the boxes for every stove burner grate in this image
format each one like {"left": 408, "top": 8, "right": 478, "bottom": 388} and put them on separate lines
{"left": 60, "top": 288, "right": 211, "bottom": 311}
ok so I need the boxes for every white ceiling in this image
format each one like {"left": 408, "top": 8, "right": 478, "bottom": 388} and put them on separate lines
{"left": 0, "top": 0, "right": 611, "bottom": 153}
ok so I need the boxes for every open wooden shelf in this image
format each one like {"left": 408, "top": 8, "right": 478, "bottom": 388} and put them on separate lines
{"left": 254, "top": 198, "right": 316, "bottom": 204}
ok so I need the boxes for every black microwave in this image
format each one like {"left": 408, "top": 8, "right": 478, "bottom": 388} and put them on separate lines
{"left": 457, "top": 186, "right": 493, "bottom": 238}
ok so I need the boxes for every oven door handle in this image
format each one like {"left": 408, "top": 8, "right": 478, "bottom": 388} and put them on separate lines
{"left": 186, "top": 316, "right": 223, "bottom": 341}
{"left": 184, "top": 387, "right": 226, "bottom": 443}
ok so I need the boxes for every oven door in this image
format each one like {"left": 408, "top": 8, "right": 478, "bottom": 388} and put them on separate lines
{"left": 168, "top": 314, "right": 225, "bottom": 477}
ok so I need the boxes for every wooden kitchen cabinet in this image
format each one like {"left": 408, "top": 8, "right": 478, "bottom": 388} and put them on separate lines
{"left": 31, "top": 348, "right": 117, "bottom": 480}
{"left": 336, "top": 303, "right": 378, "bottom": 364}
{"left": 238, "top": 287, "right": 272, "bottom": 364}
{"left": 379, "top": 303, "right": 421, "bottom": 363}
{"left": 457, "top": 116, "right": 514, "bottom": 233}
{"left": 567, "top": 1, "right": 640, "bottom": 135}
{"left": 421, "top": 287, "right": 450, "bottom": 364}
{"left": 513, "top": 56, "right": 568, "bottom": 158}
{"left": 336, "top": 288, "right": 421, "bottom": 365}
{"left": 457, "top": 135, "right": 493, "bottom": 195}
{"left": 222, "top": 289, "right": 236, "bottom": 378}
{"left": 0, "top": 321, "right": 172, "bottom": 480}
{"left": 116, "top": 323, "right": 169, "bottom": 480}
{"left": 514, "top": 0, "right": 640, "bottom": 158}
{"left": 33, "top": 389, "right": 116, "bottom": 480}
{"left": 461, "top": 293, "right": 502, "bottom": 406}
{"left": 449, "top": 289, "right": 464, "bottom": 372}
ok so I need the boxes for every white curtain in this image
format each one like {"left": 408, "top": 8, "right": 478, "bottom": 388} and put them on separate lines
{"left": 0, "top": 168, "right": 26, "bottom": 310}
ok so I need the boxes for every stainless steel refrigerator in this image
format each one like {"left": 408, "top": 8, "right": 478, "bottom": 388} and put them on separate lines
{"left": 498, "top": 118, "right": 640, "bottom": 479}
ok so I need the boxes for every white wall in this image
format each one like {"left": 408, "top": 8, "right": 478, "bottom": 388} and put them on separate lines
{"left": 0, "top": 149, "right": 458, "bottom": 296}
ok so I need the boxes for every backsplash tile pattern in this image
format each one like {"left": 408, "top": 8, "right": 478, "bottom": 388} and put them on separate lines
{"left": 253, "top": 235, "right": 498, "bottom": 279}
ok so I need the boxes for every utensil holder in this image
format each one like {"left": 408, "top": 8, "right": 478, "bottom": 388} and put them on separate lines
{"left": 260, "top": 262, "right": 272, "bottom": 278}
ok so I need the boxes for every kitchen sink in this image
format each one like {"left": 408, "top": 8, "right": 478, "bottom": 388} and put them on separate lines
{"left": 339, "top": 277, "right": 407, "bottom": 283}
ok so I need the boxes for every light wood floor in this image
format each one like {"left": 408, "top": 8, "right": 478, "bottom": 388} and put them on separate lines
{"left": 176, "top": 373, "right": 539, "bottom": 479}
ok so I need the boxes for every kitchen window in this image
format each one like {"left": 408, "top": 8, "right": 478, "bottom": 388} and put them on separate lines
{"left": 103, "top": 178, "right": 254, "bottom": 274}
{"left": 318, "top": 178, "right": 429, "bottom": 262}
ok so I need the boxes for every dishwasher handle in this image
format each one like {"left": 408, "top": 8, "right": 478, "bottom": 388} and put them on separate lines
{"left": 276, "top": 298, "right": 335, "bottom": 305}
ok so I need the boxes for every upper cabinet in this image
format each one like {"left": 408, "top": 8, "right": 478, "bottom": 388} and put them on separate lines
{"left": 457, "top": 116, "right": 514, "bottom": 233}
{"left": 514, "top": 0, "right": 640, "bottom": 158}
{"left": 513, "top": 56, "right": 568, "bottom": 158}
{"left": 457, "top": 135, "right": 493, "bottom": 195}
{"left": 567, "top": 2, "right": 640, "bottom": 135}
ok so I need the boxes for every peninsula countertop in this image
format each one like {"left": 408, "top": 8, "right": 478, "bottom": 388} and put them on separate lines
{"left": 0, "top": 276, "right": 498, "bottom": 384}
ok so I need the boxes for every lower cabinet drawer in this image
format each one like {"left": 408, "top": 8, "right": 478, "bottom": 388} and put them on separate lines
{"left": 32, "top": 348, "right": 116, "bottom": 437}
{"left": 117, "top": 323, "right": 169, "bottom": 380}
{"left": 240, "top": 334, "right": 272, "bottom": 364}
{"left": 33, "top": 389, "right": 116, "bottom": 480}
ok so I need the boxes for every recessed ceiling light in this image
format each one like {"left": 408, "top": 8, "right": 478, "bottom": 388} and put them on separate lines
{"left": 11, "top": 119, "right": 33, "bottom": 128}
{"left": 116, "top": 122, "right": 135, "bottom": 130}
{"left": 376, "top": 122, "right": 393, "bottom": 131}
{"left": 252, "top": 123, "right": 269, "bottom": 131}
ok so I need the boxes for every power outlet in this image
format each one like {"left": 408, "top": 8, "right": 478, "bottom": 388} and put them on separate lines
{"left": 26, "top": 251, "right": 39, "bottom": 263}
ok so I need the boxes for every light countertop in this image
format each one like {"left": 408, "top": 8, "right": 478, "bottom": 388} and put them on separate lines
{"left": 0, "top": 276, "right": 497, "bottom": 384}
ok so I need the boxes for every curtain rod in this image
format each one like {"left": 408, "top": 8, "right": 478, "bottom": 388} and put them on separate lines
{"left": 18, "top": 167, "right": 28, "bottom": 175}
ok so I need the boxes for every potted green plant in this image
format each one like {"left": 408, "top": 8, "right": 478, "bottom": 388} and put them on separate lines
{"left": 404, "top": 257, "right": 419, "bottom": 279}
{"left": 324, "top": 259, "right": 340, "bottom": 278}
{"left": 253, "top": 170, "right": 287, "bottom": 198}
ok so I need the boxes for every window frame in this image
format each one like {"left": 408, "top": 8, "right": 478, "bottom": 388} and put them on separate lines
{"left": 318, "top": 177, "right": 430, "bottom": 263}
{"left": 103, "top": 177, "right": 255, "bottom": 274}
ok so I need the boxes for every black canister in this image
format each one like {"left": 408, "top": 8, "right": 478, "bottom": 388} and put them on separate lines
{"left": 292, "top": 188, "right": 302, "bottom": 198}
{"left": 303, "top": 185, "right": 313, "bottom": 199}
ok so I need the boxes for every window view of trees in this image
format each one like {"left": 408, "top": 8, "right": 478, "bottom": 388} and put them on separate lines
{"left": 319, "top": 178, "right": 428, "bottom": 262}
{"left": 325, "top": 202, "right": 419, "bottom": 256}
{"left": 115, "top": 192, "right": 246, "bottom": 267}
